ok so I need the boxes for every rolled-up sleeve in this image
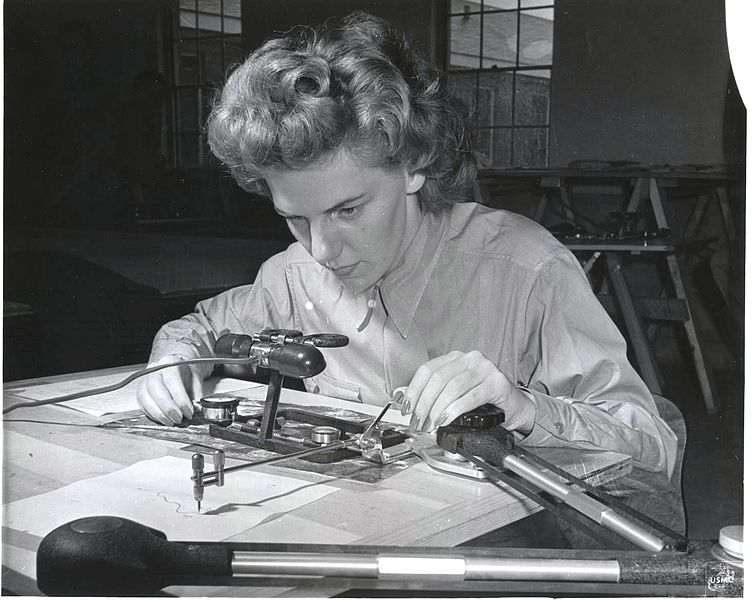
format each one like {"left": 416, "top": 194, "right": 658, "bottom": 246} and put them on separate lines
{"left": 516, "top": 251, "right": 677, "bottom": 477}
{"left": 150, "top": 253, "right": 295, "bottom": 378}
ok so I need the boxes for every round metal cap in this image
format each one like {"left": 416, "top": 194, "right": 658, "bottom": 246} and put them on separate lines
{"left": 71, "top": 516, "right": 123, "bottom": 534}
{"left": 200, "top": 396, "right": 240, "bottom": 409}
{"left": 311, "top": 426, "right": 340, "bottom": 444}
{"left": 719, "top": 525, "right": 744, "bottom": 559}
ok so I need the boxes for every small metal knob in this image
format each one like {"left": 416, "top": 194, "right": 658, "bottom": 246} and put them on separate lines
{"left": 310, "top": 426, "right": 340, "bottom": 444}
{"left": 449, "top": 404, "right": 505, "bottom": 429}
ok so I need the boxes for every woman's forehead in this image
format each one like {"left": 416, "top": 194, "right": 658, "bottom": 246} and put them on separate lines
{"left": 265, "top": 154, "right": 404, "bottom": 214}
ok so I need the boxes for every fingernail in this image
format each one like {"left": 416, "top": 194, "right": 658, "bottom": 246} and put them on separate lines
{"left": 168, "top": 409, "right": 182, "bottom": 424}
{"left": 400, "top": 399, "right": 411, "bottom": 416}
{"left": 435, "top": 413, "right": 450, "bottom": 428}
{"left": 409, "top": 411, "right": 420, "bottom": 432}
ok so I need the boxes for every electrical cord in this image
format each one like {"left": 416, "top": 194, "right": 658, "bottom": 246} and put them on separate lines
{"left": 2, "top": 357, "right": 259, "bottom": 415}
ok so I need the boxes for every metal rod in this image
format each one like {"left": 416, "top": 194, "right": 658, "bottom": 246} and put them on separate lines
{"left": 501, "top": 454, "right": 666, "bottom": 553}
{"left": 199, "top": 439, "right": 356, "bottom": 479}
{"left": 260, "top": 370, "right": 283, "bottom": 441}
{"left": 230, "top": 552, "right": 620, "bottom": 582}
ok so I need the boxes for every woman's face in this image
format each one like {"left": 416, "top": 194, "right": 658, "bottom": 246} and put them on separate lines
{"left": 265, "top": 152, "right": 425, "bottom": 293}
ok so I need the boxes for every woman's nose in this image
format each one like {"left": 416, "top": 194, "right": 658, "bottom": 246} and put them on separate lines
{"left": 308, "top": 220, "right": 341, "bottom": 265}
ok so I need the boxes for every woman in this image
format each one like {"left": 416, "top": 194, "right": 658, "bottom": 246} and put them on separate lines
{"left": 137, "top": 13, "right": 677, "bottom": 484}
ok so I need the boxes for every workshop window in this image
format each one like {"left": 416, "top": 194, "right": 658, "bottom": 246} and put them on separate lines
{"left": 168, "top": 0, "right": 243, "bottom": 167}
{"left": 447, "top": 0, "right": 554, "bottom": 168}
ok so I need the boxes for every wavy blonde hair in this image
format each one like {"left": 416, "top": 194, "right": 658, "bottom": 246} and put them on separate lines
{"left": 207, "top": 12, "right": 477, "bottom": 212}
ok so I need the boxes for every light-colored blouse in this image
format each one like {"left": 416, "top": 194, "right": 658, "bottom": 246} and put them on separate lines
{"left": 151, "top": 202, "right": 677, "bottom": 476}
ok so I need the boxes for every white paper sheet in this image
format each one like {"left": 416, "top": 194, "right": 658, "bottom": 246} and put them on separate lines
{"left": 5, "top": 371, "right": 142, "bottom": 415}
{"left": 2, "top": 455, "right": 337, "bottom": 541}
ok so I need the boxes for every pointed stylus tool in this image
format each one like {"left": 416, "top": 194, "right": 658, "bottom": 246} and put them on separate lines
{"left": 362, "top": 399, "right": 395, "bottom": 439}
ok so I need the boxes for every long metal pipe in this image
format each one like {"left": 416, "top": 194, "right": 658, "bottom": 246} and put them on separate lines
{"left": 231, "top": 552, "right": 621, "bottom": 582}
{"left": 501, "top": 454, "right": 666, "bottom": 553}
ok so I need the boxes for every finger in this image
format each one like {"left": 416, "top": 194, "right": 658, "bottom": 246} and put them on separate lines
{"left": 137, "top": 378, "right": 175, "bottom": 425}
{"left": 412, "top": 355, "right": 470, "bottom": 430}
{"left": 421, "top": 369, "right": 484, "bottom": 431}
{"left": 405, "top": 352, "right": 462, "bottom": 423}
{"left": 145, "top": 371, "right": 185, "bottom": 424}
{"left": 163, "top": 367, "right": 197, "bottom": 420}
{"left": 424, "top": 382, "right": 487, "bottom": 432}
{"left": 185, "top": 370, "right": 203, "bottom": 419}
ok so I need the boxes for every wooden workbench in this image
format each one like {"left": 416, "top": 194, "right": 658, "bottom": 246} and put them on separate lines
{"left": 2, "top": 365, "right": 631, "bottom": 597}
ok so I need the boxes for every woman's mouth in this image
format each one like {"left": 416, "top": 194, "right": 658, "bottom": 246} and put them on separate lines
{"left": 330, "top": 263, "right": 360, "bottom": 278}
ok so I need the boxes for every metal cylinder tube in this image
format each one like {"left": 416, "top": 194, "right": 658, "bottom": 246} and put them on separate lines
{"left": 464, "top": 557, "right": 620, "bottom": 581}
{"left": 502, "top": 455, "right": 666, "bottom": 553}
{"left": 230, "top": 551, "right": 622, "bottom": 583}
{"left": 232, "top": 552, "right": 377, "bottom": 578}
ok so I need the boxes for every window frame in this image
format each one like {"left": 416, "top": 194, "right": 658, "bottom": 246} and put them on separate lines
{"left": 167, "top": 0, "right": 242, "bottom": 168}
{"left": 445, "top": 0, "right": 555, "bottom": 168}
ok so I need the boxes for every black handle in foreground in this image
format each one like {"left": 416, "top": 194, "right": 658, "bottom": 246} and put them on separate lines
{"left": 36, "top": 516, "right": 231, "bottom": 596}
{"left": 36, "top": 516, "right": 741, "bottom": 596}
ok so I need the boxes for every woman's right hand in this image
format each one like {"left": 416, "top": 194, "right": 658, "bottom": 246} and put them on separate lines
{"left": 136, "top": 355, "right": 203, "bottom": 426}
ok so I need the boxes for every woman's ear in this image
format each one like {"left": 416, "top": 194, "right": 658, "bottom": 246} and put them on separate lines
{"left": 406, "top": 172, "right": 426, "bottom": 195}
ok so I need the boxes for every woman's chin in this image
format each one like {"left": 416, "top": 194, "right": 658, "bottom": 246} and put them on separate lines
{"left": 338, "top": 275, "right": 373, "bottom": 295}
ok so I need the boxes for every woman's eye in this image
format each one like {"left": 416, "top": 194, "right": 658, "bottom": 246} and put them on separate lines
{"left": 336, "top": 205, "right": 361, "bottom": 219}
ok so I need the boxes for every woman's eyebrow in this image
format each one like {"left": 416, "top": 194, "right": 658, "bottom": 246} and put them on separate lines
{"left": 325, "top": 194, "right": 365, "bottom": 214}
{"left": 273, "top": 194, "right": 366, "bottom": 219}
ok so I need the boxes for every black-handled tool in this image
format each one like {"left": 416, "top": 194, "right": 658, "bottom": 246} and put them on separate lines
{"left": 36, "top": 516, "right": 741, "bottom": 596}
{"left": 435, "top": 406, "right": 687, "bottom": 553}
{"left": 214, "top": 333, "right": 326, "bottom": 379}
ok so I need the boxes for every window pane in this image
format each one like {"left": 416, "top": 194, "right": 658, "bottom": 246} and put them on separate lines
{"left": 484, "top": 0, "right": 519, "bottom": 10}
{"left": 180, "top": 1, "right": 241, "bottom": 36}
{"left": 447, "top": 71, "right": 479, "bottom": 125}
{"left": 513, "top": 127, "right": 548, "bottom": 167}
{"left": 482, "top": 11, "right": 518, "bottom": 69}
{"left": 200, "top": 37, "right": 227, "bottom": 84}
{"left": 520, "top": 0, "right": 554, "bottom": 7}
{"left": 449, "top": 13, "right": 481, "bottom": 69}
{"left": 223, "top": 34, "right": 244, "bottom": 66}
{"left": 450, "top": 0, "right": 482, "bottom": 14}
{"left": 173, "top": 0, "right": 241, "bottom": 169}
{"left": 177, "top": 88, "right": 200, "bottom": 132}
{"left": 519, "top": 8, "right": 554, "bottom": 66}
{"left": 479, "top": 72, "right": 513, "bottom": 126}
{"left": 513, "top": 70, "right": 550, "bottom": 125}
{"left": 175, "top": 39, "right": 200, "bottom": 85}
{"left": 478, "top": 127, "right": 512, "bottom": 168}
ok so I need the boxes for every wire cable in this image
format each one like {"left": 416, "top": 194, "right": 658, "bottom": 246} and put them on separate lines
{"left": 2, "top": 357, "right": 259, "bottom": 415}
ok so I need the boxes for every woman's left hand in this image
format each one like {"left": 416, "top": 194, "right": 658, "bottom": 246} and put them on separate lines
{"left": 403, "top": 350, "right": 536, "bottom": 434}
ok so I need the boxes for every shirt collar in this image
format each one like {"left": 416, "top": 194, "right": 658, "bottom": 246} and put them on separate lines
{"left": 378, "top": 209, "right": 450, "bottom": 338}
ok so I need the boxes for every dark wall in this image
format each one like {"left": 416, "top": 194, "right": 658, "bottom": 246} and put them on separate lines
{"left": 241, "top": 0, "right": 446, "bottom": 63}
{"left": 4, "top": 0, "right": 166, "bottom": 229}
{"left": 549, "top": 0, "right": 743, "bottom": 167}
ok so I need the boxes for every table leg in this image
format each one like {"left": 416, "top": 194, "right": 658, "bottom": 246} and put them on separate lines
{"left": 665, "top": 254, "right": 719, "bottom": 414}
{"left": 605, "top": 254, "right": 663, "bottom": 395}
